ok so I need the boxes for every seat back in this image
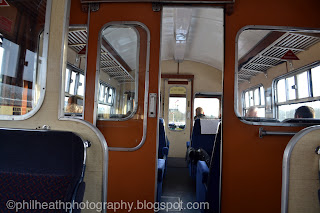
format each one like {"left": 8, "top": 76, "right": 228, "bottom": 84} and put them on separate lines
{"left": 0, "top": 128, "right": 87, "bottom": 212}
{"left": 191, "top": 119, "right": 220, "bottom": 156}
{"left": 281, "top": 126, "right": 320, "bottom": 213}
{"left": 159, "top": 118, "right": 166, "bottom": 158}
{"left": 206, "top": 124, "right": 222, "bottom": 213}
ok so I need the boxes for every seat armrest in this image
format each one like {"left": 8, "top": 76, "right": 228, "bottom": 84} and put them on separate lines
{"left": 157, "top": 159, "right": 166, "bottom": 182}
{"left": 186, "top": 141, "right": 190, "bottom": 148}
{"left": 162, "top": 147, "right": 169, "bottom": 157}
{"left": 197, "top": 160, "right": 209, "bottom": 184}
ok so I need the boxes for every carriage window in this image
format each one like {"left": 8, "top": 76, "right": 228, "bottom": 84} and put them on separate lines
{"left": 168, "top": 87, "right": 186, "bottom": 131}
{"left": 64, "top": 64, "right": 84, "bottom": 116}
{"left": 97, "top": 83, "right": 115, "bottom": 118}
{"left": 275, "top": 63, "right": 320, "bottom": 121}
{"left": 236, "top": 27, "right": 320, "bottom": 124}
{"left": 64, "top": 26, "right": 88, "bottom": 118}
{"left": 0, "top": 0, "right": 48, "bottom": 119}
{"left": 97, "top": 24, "right": 139, "bottom": 120}
{"left": 242, "top": 86, "right": 265, "bottom": 117}
{"left": 311, "top": 66, "right": 320, "bottom": 97}
{"left": 194, "top": 95, "right": 221, "bottom": 119}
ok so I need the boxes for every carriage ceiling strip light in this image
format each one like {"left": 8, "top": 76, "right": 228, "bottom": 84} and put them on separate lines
{"left": 174, "top": 8, "right": 192, "bottom": 62}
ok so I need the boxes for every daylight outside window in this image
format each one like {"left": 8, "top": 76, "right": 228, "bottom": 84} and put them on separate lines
{"left": 194, "top": 96, "right": 220, "bottom": 119}
{"left": 168, "top": 86, "right": 187, "bottom": 131}
{"left": 64, "top": 64, "right": 84, "bottom": 116}
{"left": 0, "top": 0, "right": 48, "bottom": 118}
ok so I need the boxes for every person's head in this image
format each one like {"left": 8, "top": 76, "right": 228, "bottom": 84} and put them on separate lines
{"left": 294, "top": 106, "right": 315, "bottom": 118}
{"left": 68, "top": 95, "right": 77, "bottom": 105}
{"left": 195, "top": 107, "right": 204, "bottom": 116}
{"left": 246, "top": 106, "right": 258, "bottom": 117}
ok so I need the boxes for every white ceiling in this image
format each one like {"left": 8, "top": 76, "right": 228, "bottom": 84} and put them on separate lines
{"left": 103, "top": 27, "right": 137, "bottom": 71}
{"left": 98, "top": 9, "right": 269, "bottom": 73}
{"left": 237, "top": 30, "right": 270, "bottom": 60}
{"left": 161, "top": 7, "right": 224, "bottom": 71}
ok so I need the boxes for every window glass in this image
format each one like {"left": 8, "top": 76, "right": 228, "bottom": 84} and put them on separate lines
{"left": 297, "top": 72, "right": 309, "bottom": 99}
{"left": 64, "top": 65, "right": 85, "bottom": 116}
{"left": 249, "top": 91, "right": 254, "bottom": 106}
{"left": 277, "top": 79, "right": 286, "bottom": 103}
{"left": 65, "top": 68, "right": 71, "bottom": 93}
{"left": 245, "top": 92, "right": 249, "bottom": 108}
{"left": 69, "top": 71, "right": 77, "bottom": 95}
{"left": 168, "top": 97, "right": 186, "bottom": 131}
{"left": 97, "top": 83, "right": 116, "bottom": 118}
{"left": 287, "top": 76, "right": 296, "bottom": 100}
{"left": 77, "top": 74, "right": 85, "bottom": 96}
{"left": 257, "top": 108, "right": 266, "bottom": 117}
{"left": 278, "top": 101, "right": 320, "bottom": 121}
{"left": 194, "top": 97, "right": 220, "bottom": 119}
{"left": 260, "top": 87, "right": 265, "bottom": 105}
{"left": 99, "top": 85, "right": 105, "bottom": 102}
{"left": 108, "top": 87, "right": 113, "bottom": 103}
{"left": 254, "top": 88, "right": 260, "bottom": 105}
{"left": 0, "top": 0, "right": 48, "bottom": 117}
{"left": 242, "top": 86, "right": 265, "bottom": 118}
{"left": 98, "top": 24, "right": 139, "bottom": 119}
{"left": 311, "top": 66, "right": 320, "bottom": 97}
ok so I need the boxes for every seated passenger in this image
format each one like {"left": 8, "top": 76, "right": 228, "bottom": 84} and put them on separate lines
{"left": 294, "top": 106, "right": 315, "bottom": 118}
{"left": 246, "top": 106, "right": 258, "bottom": 117}
{"left": 194, "top": 107, "right": 206, "bottom": 120}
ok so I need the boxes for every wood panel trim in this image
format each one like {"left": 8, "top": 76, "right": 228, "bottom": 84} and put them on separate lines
{"left": 168, "top": 81, "right": 189, "bottom": 85}
{"left": 161, "top": 74, "right": 194, "bottom": 79}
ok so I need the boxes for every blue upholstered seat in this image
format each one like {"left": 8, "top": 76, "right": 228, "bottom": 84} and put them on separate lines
{"left": 159, "top": 118, "right": 169, "bottom": 159}
{"left": 187, "top": 119, "right": 220, "bottom": 178}
{"left": 157, "top": 159, "right": 166, "bottom": 202}
{"left": 195, "top": 124, "right": 222, "bottom": 213}
{"left": 157, "top": 118, "right": 170, "bottom": 202}
{"left": 0, "top": 129, "right": 88, "bottom": 213}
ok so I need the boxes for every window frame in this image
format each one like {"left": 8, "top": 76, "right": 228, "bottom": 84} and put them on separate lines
{"left": 272, "top": 61, "right": 320, "bottom": 120}
{"left": 0, "top": 0, "right": 52, "bottom": 121}
{"left": 168, "top": 85, "right": 187, "bottom": 131}
{"left": 96, "top": 22, "right": 141, "bottom": 121}
{"left": 64, "top": 63, "right": 85, "bottom": 99}
{"left": 235, "top": 25, "right": 320, "bottom": 126}
{"left": 194, "top": 92, "right": 222, "bottom": 120}
{"left": 98, "top": 82, "right": 115, "bottom": 106}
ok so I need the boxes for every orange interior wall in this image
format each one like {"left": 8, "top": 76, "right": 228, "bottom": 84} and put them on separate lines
{"left": 70, "top": 1, "right": 161, "bottom": 212}
{"left": 69, "top": 0, "right": 320, "bottom": 212}
{"left": 222, "top": 0, "right": 320, "bottom": 213}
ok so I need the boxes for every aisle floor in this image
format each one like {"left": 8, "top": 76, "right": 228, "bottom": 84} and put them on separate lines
{"left": 159, "top": 157, "right": 200, "bottom": 213}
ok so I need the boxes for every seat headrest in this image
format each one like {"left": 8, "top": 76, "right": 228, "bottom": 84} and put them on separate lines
{"left": 200, "top": 119, "right": 220, "bottom": 134}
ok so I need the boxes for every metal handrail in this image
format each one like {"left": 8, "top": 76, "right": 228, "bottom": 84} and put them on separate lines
{"left": 259, "top": 127, "right": 297, "bottom": 138}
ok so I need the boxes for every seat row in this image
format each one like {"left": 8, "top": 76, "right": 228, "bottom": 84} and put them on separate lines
{"left": 157, "top": 118, "right": 170, "bottom": 202}
{"left": 186, "top": 118, "right": 221, "bottom": 213}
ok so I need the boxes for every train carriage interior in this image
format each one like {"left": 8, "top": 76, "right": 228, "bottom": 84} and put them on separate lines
{"left": 156, "top": 6, "right": 223, "bottom": 211}
{"left": 0, "top": 0, "right": 320, "bottom": 213}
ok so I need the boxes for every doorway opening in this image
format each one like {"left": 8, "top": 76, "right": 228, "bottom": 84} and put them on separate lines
{"left": 158, "top": 5, "right": 224, "bottom": 213}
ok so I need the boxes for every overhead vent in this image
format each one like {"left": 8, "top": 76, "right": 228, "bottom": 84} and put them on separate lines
{"left": 238, "top": 32, "right": 320, "bottom": 83}
{"left": 100, "top": 46, "right": 134, "bottom": 83}
{"left": 68, "top": 28, "right": 134, "bottom": 83}
{"left": 68, "top": 29, "right": 87, "bottom": 54}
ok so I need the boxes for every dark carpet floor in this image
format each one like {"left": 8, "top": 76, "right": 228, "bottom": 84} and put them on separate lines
{"left": 159, "top": 157, "right": 201, "bottom": 213}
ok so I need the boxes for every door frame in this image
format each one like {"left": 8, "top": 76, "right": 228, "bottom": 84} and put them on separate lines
{"left": 161, "top": 74, "right": 194, "bottom": 136}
